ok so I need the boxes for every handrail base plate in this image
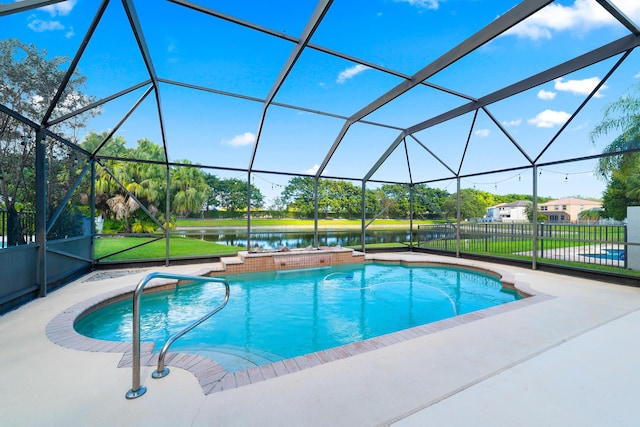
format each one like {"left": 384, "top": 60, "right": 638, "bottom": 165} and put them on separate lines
{"left": 125, "top": 386, "right": 147, "bottom": 399}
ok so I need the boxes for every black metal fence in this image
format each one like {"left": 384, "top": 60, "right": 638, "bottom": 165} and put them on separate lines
{"left": 417, "top": 222, "right": 628, "bottom": 269}
{"left": 0, "top": 210, "right": 36, "bottom": 248}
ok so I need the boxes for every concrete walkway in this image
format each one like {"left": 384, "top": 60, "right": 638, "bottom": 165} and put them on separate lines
{"left": 1, "top": 253, "right": 639, "bottom": 426}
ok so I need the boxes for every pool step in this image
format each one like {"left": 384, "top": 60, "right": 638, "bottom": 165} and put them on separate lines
{"left": 204, "top": 248, "right": 365, "bottom": 276}
{"left": 179, "top": 344, "right": 284, "bottom": 372}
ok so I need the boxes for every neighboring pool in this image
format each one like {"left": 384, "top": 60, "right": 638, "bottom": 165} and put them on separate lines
{"left": 75, "top": 263, "right": 519, "bottom": 372}
{"left": 580, "top": 249, "right": 625, "bottom": 260}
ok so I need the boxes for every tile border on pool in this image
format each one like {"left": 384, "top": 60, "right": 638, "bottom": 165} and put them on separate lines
{"left": 46, "top": 256, "right": 554, "bottom": 395}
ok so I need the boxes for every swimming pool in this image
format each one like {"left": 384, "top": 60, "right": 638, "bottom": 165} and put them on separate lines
{"left": 75, "top": 262, "right": 520, "bottom": 373}
{"left": 580, "top": 249, "right": 625, "bottom": 260}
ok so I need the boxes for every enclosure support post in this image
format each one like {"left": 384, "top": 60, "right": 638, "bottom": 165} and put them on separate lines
{"left": 35, "top": 129, "right": 47, "bottom": 297}
{"left": 165, "top": 166, "right": 170, "bottom": 267}
{"left": 313, "top": 177, "right": 319, "bottom": 248}
{"left": 247, "top": 172, "right": 251, "bottom": 249}
{"left": 532, "top": 165, "right": 539, "bottom": 270}
{"left": 361, "top": 181, "right": 366, "bottom": 254}
{"left": 456, "top": 177, "right": 461, "bottom": 258}
{"left": 90, "top": 159, "right": 96, "bottom": 265}
{"left": 409, "top": 184, "right": 414, "bottom": 251}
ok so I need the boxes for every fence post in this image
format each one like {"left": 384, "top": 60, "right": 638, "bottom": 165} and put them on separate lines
{"left": 540, "top": 223, "right": 544, "bottom": 259}
{"left": 624, "top": 224, "right": 628, "bottom": 270}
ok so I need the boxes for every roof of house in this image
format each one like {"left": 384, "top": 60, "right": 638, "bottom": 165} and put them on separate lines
{"left": 487, "top": 200, "right": 531, "bottom": 209}
{"left": 539, "top": 197, "right": 602, "bottom": 206}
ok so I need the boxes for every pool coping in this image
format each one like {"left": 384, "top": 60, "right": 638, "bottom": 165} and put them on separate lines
{"left": 45, "top": 256, "right": 555, "bottom": 395}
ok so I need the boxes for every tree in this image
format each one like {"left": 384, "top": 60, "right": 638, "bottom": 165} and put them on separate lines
{"left": 413, "top": 185, "right": 450, "bottom": 219}
{"left": 171, "top": 161, "right": 208, "bottom": 217}
{"left": 0, "top": 39, "right": 97, "bottom": 245}
{"left": 590, "top": 83, "right": 640, "bottom": 219}
{"left": 281, "top": 177, "right": 316, "bottom": 217}
{"left": 600, "top": 168, "right": 635, "bottom": 220}
{"left": 524, "top": 202, "right": 546, "bottom": 222}
{"left": 376, "top": 184, "right": 410, "bottom": 218}
{"left": 82, "top": 131, "right": 128, "bottom": 218}
{"left": 442, "top": 189, "right": 495, "bottom": 220}
{"left": 578, "top": 208, "right": 603, "bottom": 224}
{"left": 204, "top": 174, "right": 264, "bottom": 213}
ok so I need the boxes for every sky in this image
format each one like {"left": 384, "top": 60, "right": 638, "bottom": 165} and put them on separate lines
{"left": 2, "top": 0, "right": 640, "bottom": 205}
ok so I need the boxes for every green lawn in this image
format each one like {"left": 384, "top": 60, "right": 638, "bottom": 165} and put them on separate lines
{"left": 95, "top": 236, "right": 243, "bottom": 261}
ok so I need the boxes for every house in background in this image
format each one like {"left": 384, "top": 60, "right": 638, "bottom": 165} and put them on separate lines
{"left": 538, "top": 197, "right": 602, "bottom": 223}
{"left": 485, "top": 201, "right": 531, "bottom": 223}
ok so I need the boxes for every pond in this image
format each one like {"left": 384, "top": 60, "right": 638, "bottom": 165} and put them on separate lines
{"left": 174, "top": 228, "right": 412, "bottom": 249}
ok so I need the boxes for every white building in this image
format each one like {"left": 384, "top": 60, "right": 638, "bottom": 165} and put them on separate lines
{"left": 485, "top": 201, "right": 531, "bottom": 223}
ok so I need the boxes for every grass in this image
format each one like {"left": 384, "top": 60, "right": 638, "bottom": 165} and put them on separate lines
{"left": 94, "top": 222, "right": 638, "bottom": 279}
{"left": 95, "top": 236, "right": 243, "bottom": 261}
{"left": 534, "top": 257, "right": 640, "bottom": 276}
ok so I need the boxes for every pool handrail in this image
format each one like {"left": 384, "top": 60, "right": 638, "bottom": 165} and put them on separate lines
{"left": 125, "top": 272, "right": 230, "bottom": 400}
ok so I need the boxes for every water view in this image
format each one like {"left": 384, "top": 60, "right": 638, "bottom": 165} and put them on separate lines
{"left": 174, "top": 228, "right": 412, "bottom": 250}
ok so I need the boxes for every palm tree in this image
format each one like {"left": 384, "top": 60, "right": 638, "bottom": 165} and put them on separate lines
{"left": 590, "top": 83, "right": 640, "bottom": 219}
{"left": 106, "top": 194, "right": 139, "bottom": 232}
{"left": 590, "top": 85, "right": 640, "bottom": 178}
{"left": 578, "top": 208, "right": 602, "bottom": 224}
{"left": 170, "top": 161, "right": 208, "bottom": 217}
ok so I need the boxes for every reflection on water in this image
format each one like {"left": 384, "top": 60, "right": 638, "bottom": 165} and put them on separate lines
{"left": 174, "top": 229, "right": 412, "bottom": 249}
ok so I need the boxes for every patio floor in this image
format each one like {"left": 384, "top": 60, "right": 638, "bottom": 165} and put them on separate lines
{"left": 1, "top": 253, "right": 639, "bottom": 426}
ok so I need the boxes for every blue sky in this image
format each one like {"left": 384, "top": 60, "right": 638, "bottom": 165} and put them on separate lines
{"left": 2, "top": 0, "right": 640, "bottom": 204}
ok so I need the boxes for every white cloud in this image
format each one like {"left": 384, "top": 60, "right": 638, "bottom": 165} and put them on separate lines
{"left": 475, "top": 129, "right": 490, "bottom": 137}
{"left": 554, "top": 77, "right": 607, "bottom": 98}
{"left": 571, "top": 122, "right": 589, "bottom": 131}
{"left": 28, "top": 19, "right": 64, "bottom": 32}
{"left": 305, "top": 164, "right": 328, "bottom": 175}
{"left": 41, "top": 0, "right": 77, "bottom": 16}
{"left": 504, "top": 0, "right": 640, "bottom": 40}
{"left": 537, "top": 89, "right": 556, "bottom": 100}
{"left": 502, "top": 118, "right": 522, "bottom": 127}
{"left": 166, "top": 38, "right": 177, "bottom": 53}
{"left": 302, "top": 165, "right": 329, "bottom": 175}
{"left": 393, "top": 0, "right": 439, "bottom": 10}
{"left": 305, "top": 165, "right": 320, "bottom": 175}
{"left": 635, "top": 71, "right": 640, "bottom": 79}
{"left": 528, "top": 109, "right": 571, "bottom": 128}
{"left": 26, "top": 1, "right": 76, "bottom": 35}
{"left": 221, "top": 132, "right": 255, "bottom": 147}
{"left": 336, "top": 64, "right": 369, "bottom": 84}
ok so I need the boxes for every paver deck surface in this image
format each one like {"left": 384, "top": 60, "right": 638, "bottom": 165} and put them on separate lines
{"left": 1, "top": 253, "right": 639, "bottom": 426}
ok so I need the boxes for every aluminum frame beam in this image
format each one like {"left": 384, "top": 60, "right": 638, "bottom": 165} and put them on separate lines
{"left": 170, "top": 0, "right": 477, "bottom": 103}
{"left": 369, "top": 34, "right": 640, "bottom": 182}
{"left": 318, "top": 0, "right": 553, "bottom": 179}
{"left": 247, "top": 0, "right": 333, "bottom": 172}
{"left": 48, "top": 80, "right": 152, "bottom": 127}
{"left": 41, "top": 0, "right": 110, "bottom": 127}
{"left": 0, "top": 0, "right": 70, "bottom": 16}
{"left": 596, "top": 0, "right": 640, "bottom": 35}
{"left": 406, "top": 34, "right": 640, "bottom": 136}
{"left": 158, "top": 78, "right": 403, "bottom": 131}
{"left": 122, "top": 0, "right": 170, "bottom": 162}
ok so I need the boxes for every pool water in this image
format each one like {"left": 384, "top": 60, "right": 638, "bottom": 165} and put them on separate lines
{"left": 581, "top": 249, "right": 625, "bottom": 260}
{"left": 75, "top": 263, "right": 519, "bottom": 372}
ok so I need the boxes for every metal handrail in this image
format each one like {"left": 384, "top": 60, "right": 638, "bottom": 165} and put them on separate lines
{"left": 125, "top": 272, "right": 230, "bottom": 400}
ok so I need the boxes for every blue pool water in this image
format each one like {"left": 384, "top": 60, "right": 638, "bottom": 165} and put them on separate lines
{"left": 75, "top": 263, "right": 519, "bottom": 371}
{"left": 581, "top": 249, "right": 625, "bottom": 260}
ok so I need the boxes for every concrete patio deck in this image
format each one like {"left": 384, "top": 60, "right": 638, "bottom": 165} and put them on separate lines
{"left": 1, "top": 253, "right": 639, "bottom": 426}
